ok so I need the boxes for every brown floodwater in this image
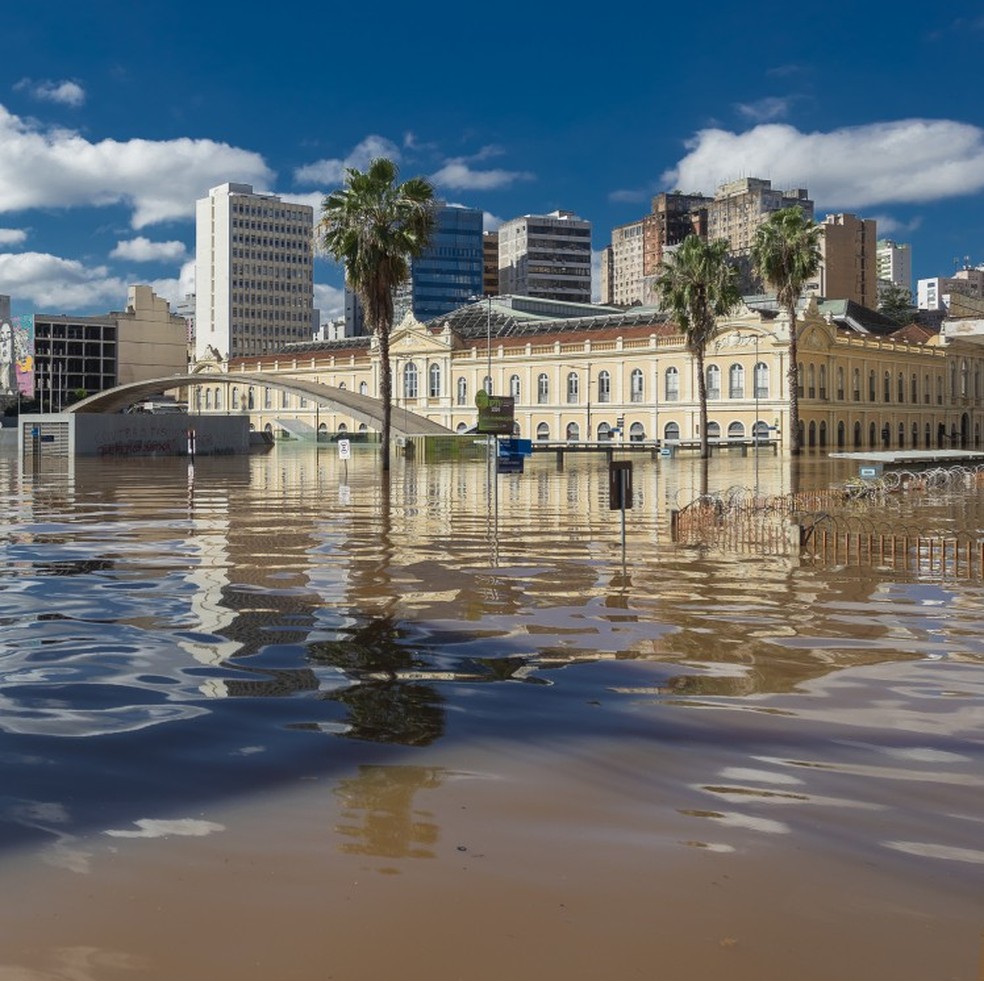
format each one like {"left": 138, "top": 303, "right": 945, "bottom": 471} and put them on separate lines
{"left": 0, "top": 444, "right": 982, "bottom": 980}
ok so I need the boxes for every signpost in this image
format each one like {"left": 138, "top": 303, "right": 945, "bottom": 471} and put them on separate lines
{"left": 475, "top": 391, "right": 516, "bottom": 435}
{"left": 609, "top": 459, "right": 633, "bottom": 567}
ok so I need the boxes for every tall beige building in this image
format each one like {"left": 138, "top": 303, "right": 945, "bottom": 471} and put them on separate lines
{"left": 815, "top": 213, "right": 877, "bottom": 307}
{"left": 195, "top": 182, "right": 315, "bottom": 362}
{"left": 706, "top": 178, "right": 814, "bottom": 255}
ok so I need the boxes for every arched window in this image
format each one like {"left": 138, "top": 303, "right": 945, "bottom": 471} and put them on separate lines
{"left": 403, "top": 362, "right": 418, "bottom": 399}
{"left": 924, "top": 373, "right": 930, "bottom": 405}
{"left": 706, "top": 364, "right": 721, "bottom": 399}
{"left": 597, "top": 370, "right": 611, "bottom": 403}
{"left": 753, "top": 420, "right": 770, "bottom": 441}
{"left": 663, "top": 421, "right": 680, "bottom": 441}
{"left": 807, "top": 363, "right": 816, "bottom": 398}
{"left": 950, "top": 361, "right": 958, "bottom": 397}
{"left": 482, "top": 375, "right": 493, "bottom": 395}
{"left": 359, "top": 423, "right": 368, "bottom": 432}
{"left": 456, "top": 422, "right": 468, "bottom": 433}
{"left": 248, "top": 387, "right": 255, "bottom": 409}
{"left": 565, "top": 421, "right": 580, "bottom": 441}
{"left": 215, "top": 387, "right": 223, "bottom": 410}
{"left": 280, "top": 389, "right": 289, "bottom": 408}
{"left": 898, "top": 372, "right": 905, "bottom": 403}
{"left": 728, "top": 363, "right": 744, "bottom": 398}
{"left": 911, "top": 373, "right": 918, "bottom": 403}
{"left": 936, "top": 375, "right": 943, "bottom": 405}
{"left": 428, "top": 363, "right": 441, "bottom": 398}
{"left": 754, "top": 362, "right": 769, "bottom": 399}
{"left": 264, "top": 422, "right": 273, "bottom": 434}
{"left": 837, "top": 421, "right": 845, "bottom": 448}
{"left": 853, "top": 421, "right": 862, "bottom": 447}
{"left": 566, "top": 371, "right": 579, "bottom": 403}
{"left": 868, "top": 370, "right": 876, "bottom": 401}
{"left": 961, "top": 359, "right": 969, "bottom": 397}
{"left": 836, "top": 366, "right": 844, "bottom": 400}
{"left": 359, "top": 381, "right": 368, "bottom": 395}
{"left": 706, "top": 421, "right": 721, "bottom": 438}
{"left": 808, "top": 420, "right": 816, "bottom": 447}
{"left": 630, "top": 368, "right": 644, "bottom": 403}
{"left": 883, "top": 371, "right": 891, "bottom": 402}
{"left": 629, "top": 422, "right": 645, "bottom": 442}
{"left": 318, "top": 422, "right": 328, "bottom": 435}
{"left": 509, "top": 374, "right": 521, "bottom": 399}
{"left": 852, "top": 368, "right": 860, "bottom": 401}
{"left": 597, "top": 422, "right": 612, "bottom": 441}
{"left": 818, "top": 365, "right": 827, "bottom": 399}
{"left": 264, "top": 387, "right": 272, "bottom": 409}
{"left": 205, "top": 389, "right": 212, "bottom": 409}
{"left": 898, "top": 422, "right": 905, "bottom": 448}
{"left": 536, "top": 422, "right": 550, "bottom": 441}
{"left": 537, "top": 373, "right": 549, "bottom": 404}
{"left": 728, "top": 421, "right": 745, "bottom": 439}
{"left": 337, "top": 422, "right": 348, "bottom": 433}
{"left": 665, "top": 367, "right": 679, "bottom": 401}
{"left": 869, "top": 421, "right": 877, "bottom": 447}
{"left": 456, "top": 376, "right": 467, "bottom": 406}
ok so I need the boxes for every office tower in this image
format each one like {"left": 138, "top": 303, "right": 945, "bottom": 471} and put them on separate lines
{"left": 399, "top": 203, "right": 484, "bottom": 322}
{"left": 497, "top": 210, "right": 592, "bottom": 303}
{"left": 816, "top": 214, "right": 877, "bottom": 307}
{"left": 195, "top": 182, "right": 314, "bottom": 361}
{"left": 877, "top": 240, "right": 912, "bottom": 293}
{"left": 483, "top": 231, "right": 499, "bottom": 296}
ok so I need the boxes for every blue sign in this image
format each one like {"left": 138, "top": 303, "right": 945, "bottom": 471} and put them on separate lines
{"left": 499, "top": 438, "right": 532, "bottom": 457}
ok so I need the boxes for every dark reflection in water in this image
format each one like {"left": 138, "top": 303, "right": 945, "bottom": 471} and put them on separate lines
{"left": 0, "top": 445, "right": 982, "bottom": 872}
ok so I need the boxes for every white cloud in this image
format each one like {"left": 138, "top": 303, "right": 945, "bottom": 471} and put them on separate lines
{"left": 0, "top": 228, "right": 27, "bottom": 245}
{"left": 148, "top": 259, "right": 196, "bottom": 310}
{"left": 110, "top": 236, "right": 187, "bottom": 262}
{"left": 15, "top": 77, "right": 86, "bottom": 107}
{"left": 735, "top": 97, "right": 792, "bottom": 122}
{"left": 483, "top": 211, "right": 505, "bottom": 233}
{"left": 608, "top": 187, "right": 652, "bottom": 204}
{"left": 0, "top": 251, "right": 128, "bottom": 309}
{"left": 314, "top": 282, "right": 345, "bottom": 320}
{"left": 431, "top": 159, "right": 534, "bottom": 191}
{"left": 662, "top": 119, "right": 984, "bottom": 209}
{"left": 294, "top": 135, "right": 402, "bottom": 185}
{"left": 865, "top": 214, "right": 923, "bottom": 237}
{"left": 0, "top": 103, "right": 273, "bottom": 228}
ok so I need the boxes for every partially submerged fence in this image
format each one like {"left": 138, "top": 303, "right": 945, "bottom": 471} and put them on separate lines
{"left": 670, "top": 468, "right": 984, "bottom": 579}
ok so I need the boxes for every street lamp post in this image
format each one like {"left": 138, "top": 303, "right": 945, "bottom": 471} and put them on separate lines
{"left": 486, "top": 294, "right": 492, "bottom": 394}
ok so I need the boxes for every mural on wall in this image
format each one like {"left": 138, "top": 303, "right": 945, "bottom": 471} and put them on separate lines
{"left": 0, "top": 315, "right": 35, "bottom": 398}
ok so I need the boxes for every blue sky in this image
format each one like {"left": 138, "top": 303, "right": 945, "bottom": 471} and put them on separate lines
{"left": 1, "top": 0, "right": 983, "bottom": 321}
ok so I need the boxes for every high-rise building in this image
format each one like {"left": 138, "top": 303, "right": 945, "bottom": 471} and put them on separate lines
{"left": 877, "top": 240, "right": 912, "bottom": 293}
{"left": 600, "top": 219, "right": 645, "bottom": 306}
{"left": 483, "top": 231, "right": 499, "bottom": 297}
{"left": 706, "top": 178, "right": 814, "bottom": 256}
{"left": 815, "top": 213, "right": 877, "bottom": 307}
{"left": 195, "top": 182, "right": 314, "bottom": 361}
{"left": 393, "top": 204, "right": 484, "bottom": 323}
{"left": 497, "top": 210, "right": 592, "bottom": 303}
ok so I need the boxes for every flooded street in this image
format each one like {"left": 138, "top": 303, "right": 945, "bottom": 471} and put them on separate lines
{"left": 0, "top": 444, "right": 982, "bottom": 980}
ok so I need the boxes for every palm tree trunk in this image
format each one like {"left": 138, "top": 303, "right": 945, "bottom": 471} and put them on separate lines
{"left": 696, "top": 348, "right": 709, "bottom": 459}
{"left": 379, "top": 327, "right": 392, "bottom": 472}
{"left": 787, "top": 302, "right": 801, "bottom": 456}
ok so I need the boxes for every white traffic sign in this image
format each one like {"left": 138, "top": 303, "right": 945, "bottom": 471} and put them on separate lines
{"left": 338, "top": 438, "right": 351, "bottom": 460}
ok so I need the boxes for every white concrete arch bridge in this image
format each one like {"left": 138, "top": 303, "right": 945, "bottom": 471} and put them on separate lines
{"left": 66, "top": 372, "right": 453, "bottom": 438}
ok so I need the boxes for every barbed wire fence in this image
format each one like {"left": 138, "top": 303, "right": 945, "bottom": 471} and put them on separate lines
{"left": 670, "top": 465, "right": 984, "bottom": 578}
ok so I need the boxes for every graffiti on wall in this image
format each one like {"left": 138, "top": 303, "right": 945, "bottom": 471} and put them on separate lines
{"left": 0, "top": 315, "right": 35, "bottom": 398}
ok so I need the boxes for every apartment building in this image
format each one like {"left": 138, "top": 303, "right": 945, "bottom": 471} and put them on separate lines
{"left": 600, "top": 218, "right": 646, "bottom": 306}
{"left": 815, "top": 213, "right": 877, "bottom": 307}
{"left": 483, "top": 231, "right": 500, "bottom": 296}
{"left": 497, "top": 211, "right": 592, "bottom": 303}
{"left": 877, "top": 239, "right": 912, "bottom": 293}
{"left": 918, "top": 266, "right": 984, "bottom": 311}
{"left": 195, "top": 182, "right": 315, "bottom": 361}
{"left": 706, "top": 178, "right": 814, "bottom": 255}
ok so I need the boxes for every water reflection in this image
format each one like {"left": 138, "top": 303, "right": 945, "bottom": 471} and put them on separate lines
{"left": 333, "top": 765, "right": 443, "bottom": 862}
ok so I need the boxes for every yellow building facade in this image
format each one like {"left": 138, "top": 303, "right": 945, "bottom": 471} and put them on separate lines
{"left": 193, "top": 299, "right": 984, "bottom": 452}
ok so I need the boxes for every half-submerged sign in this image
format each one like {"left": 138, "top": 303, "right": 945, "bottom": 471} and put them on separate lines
{"left": 475, "top": 390, "right": 515, "bottom": 435}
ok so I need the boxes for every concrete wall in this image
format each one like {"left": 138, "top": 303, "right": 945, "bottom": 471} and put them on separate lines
{"left": 116, "top": 285, "right": 189, "bottom": 385}
{"left": 18, "top": 413, "right": 249, "bottom": 457}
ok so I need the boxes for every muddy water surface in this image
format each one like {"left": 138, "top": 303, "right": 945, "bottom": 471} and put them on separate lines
{"left": 0, "top": 446, "right": 982, "bottom": 980}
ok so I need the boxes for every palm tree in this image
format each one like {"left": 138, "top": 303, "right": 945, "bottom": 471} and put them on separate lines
{"left": 656, "top": 235, "right": 741, "bottom": 459}
{"left": 751, "top": 207, "right": 821, "bottom": 456}
{"left": 318, "top": 158, "right": 435, "bottom": 471}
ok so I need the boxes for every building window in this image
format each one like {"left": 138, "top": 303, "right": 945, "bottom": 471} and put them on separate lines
{"left": 359, "top": 381, "right": 368, "bottom": 396}
{"left": 728, "top": 421, "right": 745, "bottom": 439}
{"left": 248, "top": 387, "right": 255, "bottom": 409}
{"left": 565, "top": 421, "right": 580, "bottom": 441}
{"left": 630, "top": 368, "right": 644, "bottom": 403}
{"left": 729, "top": 363, "right": 744, "bottom": 399}
{"left": 566, "top": 371, "right": 579, "bottom": 403}
{"left": 629, "top": 422, "right": 645, "bottom": 442}
{"left": 536, "top": 422, "right": 550, "bottom": 441}
{"left": 510, "top": 374, "right": 521, "bottom": 400}
{"left": 232, "top": 387, "right": 240, "bottom": 409}
{"left": 898, "top": 372, "right": 905, "bottom": 403}
{"left": 665, "top": 367, "right": 679, "bottom": 401}
{"left": 911, "top": 373, "right": 918, "bottom": 404}
{"left": 663, "top": 421, "right": 680, "bottom": 440}
{"left": 597, "top": 422, "right": 612, "bottom": 441}
{"left": 597, "top": 370, "right": 611, "bottom": 403}
{"left": 482, "top": 375, "right": 492, "bottom": 395}
{"left": 884, "top": 371, "right": 891, "bottom": 402}
{"left": 818, "top": 364, "right": 826, "bottom": 400}
{"left": 836, "top": 366, "right": 844, "bottom": 401}
{"left": 754, "top": 362, "right": 769, "bottom": 399}
{"left": 537, "top": 373, "right": 549, "bottom": 404}
{"left": 852, "top": 368, "right": 860, "bottom": 401}
{"left": 868, "top": 371, "right": 876, "bottom": 402}
{"left": 456, "top": 376, "right": 467, "bottom": 406}
{"left": 428, "top": 362, "right": 441, "bottom": 398}
{"left": 706, "top": 421, "right": 721, "bottom": 439}
{"left": 403, "top": 362, "right": 418, "bottom": 399}
{"left": 706, "top": 364, "right": 721, "bottom": 400}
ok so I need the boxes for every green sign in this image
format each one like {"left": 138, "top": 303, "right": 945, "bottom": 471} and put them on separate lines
{"left": 475, "top": 390, "right": 515, "bottom": 435}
